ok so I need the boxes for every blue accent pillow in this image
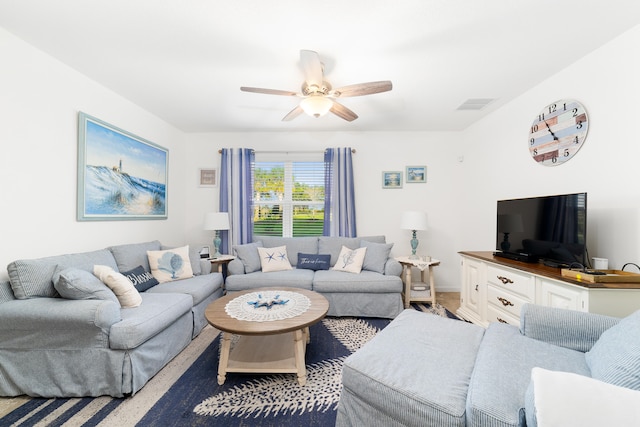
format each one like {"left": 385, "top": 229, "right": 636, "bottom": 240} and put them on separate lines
{"left": 122, "top": 265, "right": 159, "bottom": 292}
{"left": 297, "top": 253, "right": 331, "bottom": 271}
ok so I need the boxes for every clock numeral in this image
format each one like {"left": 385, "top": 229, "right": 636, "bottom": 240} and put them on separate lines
{"left": 531, "top": 124, "right": 539, "bottom": 133}
{"left": 576, "top": 120, "right": 583, "bottom": 129}
{"left": 574, "top": 136, "right": 580, "bottom": 144}
{"left": 564, "top": 149, "right": 570, "bottom": 157}
{"left": 547, "top": 104, "right": 557, "bottom": 114}
{"left": 563, "top": 103, "right": 567, "bottom": 111}
{"left": 533, "top": 148, "right": 538, "bottom": 156}
{"left": 551, "top": 155, "right": 558, "bottom": 164}
{"left": 538, "top": 113, "right": 545, "bottom": 121}
{"left": 530, "top": 138, "right": 535, "bottom": 146}
{"left": 572, "top": 108, "right": 579, "bottom": 117}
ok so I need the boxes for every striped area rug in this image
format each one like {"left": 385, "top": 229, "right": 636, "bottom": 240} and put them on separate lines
{"left": 0, "top": 303, "right": 458, "bottom": 426}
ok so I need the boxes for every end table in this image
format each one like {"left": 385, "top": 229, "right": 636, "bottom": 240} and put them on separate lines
{"left": 209, "top": 255, "right": 235, "bottom": 274}
{"left": 395, "top": 256, "right": 441, "bottom": 308}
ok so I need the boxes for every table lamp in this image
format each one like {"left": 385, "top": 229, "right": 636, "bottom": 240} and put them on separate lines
{"left": 204, "top": 212, "right": 230, "bottom": 257}
{"left": 401, "top": 211, "right": 428, "bottom": 259}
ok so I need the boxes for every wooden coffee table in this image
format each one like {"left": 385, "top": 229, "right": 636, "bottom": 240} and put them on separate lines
{"left": 205, "top": 287, "right": 329, "bottom": 386}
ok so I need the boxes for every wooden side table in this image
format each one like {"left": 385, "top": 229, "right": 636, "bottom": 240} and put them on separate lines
{"left": 209, "top": 255, "right": 235, "bottom": 274}
{"left": 395, "top": 256, "right": 441, "bottom": 308}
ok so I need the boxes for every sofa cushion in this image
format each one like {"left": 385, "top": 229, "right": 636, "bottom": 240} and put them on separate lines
{"left": 466, "top": 322, "right": 591, "bottom": 427}
{"left": 162, "top": 244, "right": 202, "bottom": 276}
{"left": 94, "top": 265, "right": 142, "bottom": 308}
{"left": 585, "top": 309, "right": 640, "bottom": 390}
{"left": 342, "top": 310, "right": 485, "bottom": 426}
{"left": 7, "top": 249, "right": 119, "bottom": 299}
{"left": 109, "top": 240, "right": 162, "bottom": 273}
{"left": 233, "top": 241, "right": 263, "bottom": 273}
{"left": 53, "top": 267, "right": 120, "bottom": 305}
{"left": 109, "top": 292, "right": 193, "bottom": 350}
{"left": 121, "top": 265, "right": 159, "bottom": 292}
{"left": 360, "top": 240, "right": 393, "bottom": 274}
{"left": 319, "top": 236, "right": 385, "bottom": 266}
{"left": 257, "top": 245, "right": 293, "bottom": 272}
{"left": 146, "top": 273, "right": 223, "bottom": 306}
{"left": 332, "top": 246, "right": 367, "bottom": 273}
{"left": 297, "top": 253, "right": 331, "bottom": 271}
{"left": 0, "top": 281, "right": 15, "bottom": 303}
{"left": 312, "top": 270, "right": 402, "bottom": 293}
{"left": 225, "top": 269, "right": 315, "bottom": 292}
{"left": 147, "top": 246, "right": 194, "bottom": 283}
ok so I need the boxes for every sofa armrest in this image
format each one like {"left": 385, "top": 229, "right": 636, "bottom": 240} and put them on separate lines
{"left": 384, "top": 258, "right": 402, "bottom": 276}
{"left": 227, "top": 258, "right": 246, "bottom": 275}
{"left": 519, "top": 304, "right": 620, "bottom": 352}
{"left": 0, "top": 298, "right": 121, "bottom": 349}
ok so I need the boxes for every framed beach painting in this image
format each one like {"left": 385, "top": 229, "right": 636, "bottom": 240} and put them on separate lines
{"left": 77, "top": 112, "right": 168, "bottom": 221}
{"left": 406, "top": 165, "right": 426, "bottom": 183}
{"left": 382, "top": 171, "right": 403, "bottom": 189}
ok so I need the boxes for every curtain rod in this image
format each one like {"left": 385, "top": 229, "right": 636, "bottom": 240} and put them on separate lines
{"left": 218, "top": 149, "right": 356, "bottom": 154}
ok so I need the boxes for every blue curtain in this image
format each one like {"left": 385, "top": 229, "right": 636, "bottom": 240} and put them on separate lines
{"left": 323, "top": 147, "right": 357, "bottom": 237}
{"left": 219, "top": 148, "right": 255, "bottom": 254}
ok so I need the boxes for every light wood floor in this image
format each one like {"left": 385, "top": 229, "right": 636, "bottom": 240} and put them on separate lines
{"left": 438, "top": 292, "right": 460, "bottom": 314}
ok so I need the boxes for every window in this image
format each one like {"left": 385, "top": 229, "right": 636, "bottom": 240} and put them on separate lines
{"left": 252, "top": 154, "right": 324, "bottom": 237}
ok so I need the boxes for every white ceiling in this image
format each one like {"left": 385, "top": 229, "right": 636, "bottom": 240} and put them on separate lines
{"left": 1, "top": 0, "right": 638, "bottom": 132}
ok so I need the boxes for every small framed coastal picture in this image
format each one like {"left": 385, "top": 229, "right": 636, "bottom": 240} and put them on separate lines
{"left": 199, "top": 168, "right": 218, "bottom": 187}
{"left": 406, "top": 166, "right": 426, "bottom": 183}
{"left": 382, "top": 171, "right": 403, "bottom": 189}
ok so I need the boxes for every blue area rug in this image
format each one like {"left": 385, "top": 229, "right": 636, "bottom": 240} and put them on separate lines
{"left": 1, "top": 303, "right": 458, "bottom": 426}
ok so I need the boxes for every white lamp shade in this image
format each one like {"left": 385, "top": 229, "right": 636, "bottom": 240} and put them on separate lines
{"left": 300, "top": 95, "right": 333, "bottom": 118}
{"left": 401, "top": 211, "right": 428, "bottom": 231}
{"left": 204, "top": 212, "right": 230, "bottom": 231}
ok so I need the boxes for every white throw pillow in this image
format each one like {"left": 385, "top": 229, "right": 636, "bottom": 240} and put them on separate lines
{"left": 93, "top": 265, "right": 142, "bottom": 308}
{"left": 147, "top": 245, "right": 194, "bottom": 283}
{"left": 257, "top": 246, "right": 293, "bottom": 273}
{"left": 332, "top": 246, "right": 367, "bottom": 274}
{"left": 531, "top": 368, "right": 640, "bottom": 427}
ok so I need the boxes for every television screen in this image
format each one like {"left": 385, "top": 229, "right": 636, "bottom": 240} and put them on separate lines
{"left": 495, "top": 192, "right": 587, "bottom": 266}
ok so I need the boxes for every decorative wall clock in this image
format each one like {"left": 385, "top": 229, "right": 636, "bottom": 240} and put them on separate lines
{"left": 528, "top": 99, "right": 589, "bottom": 166}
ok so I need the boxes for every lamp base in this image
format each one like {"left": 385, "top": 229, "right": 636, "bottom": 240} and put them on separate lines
{"left": 409, "top": 230, "right": 419, "bottom": 260}
{"left": 213, "top": 233, "right": 222, "bottom": 258}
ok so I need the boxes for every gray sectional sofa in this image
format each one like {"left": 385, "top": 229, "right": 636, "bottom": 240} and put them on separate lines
{"left": 337, "top": 304, "right": 640, "bottom": 426}
{"left": 225, "top": 235, "right": 404, "bottom": 319}
{"left": 0, "top": 240, "right": 224, "bottom": 398}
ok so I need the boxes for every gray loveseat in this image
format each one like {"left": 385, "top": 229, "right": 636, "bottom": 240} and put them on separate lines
{"left": 337, "top": 304, "right": 640, "bottom": 426}
{"left": 0, "top": 240, "right": 224, "bottom": 398}
{"left": 225, "top": 235, "right": 403, "bottom": 319}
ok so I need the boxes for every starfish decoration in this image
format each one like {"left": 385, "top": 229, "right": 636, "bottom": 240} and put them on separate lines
{"left": 264, "top": 252, "right": 276, "bottom": 262}
{"left": 277, "top": 252, "right": 287, "bottom": 261}
{"left": 247, "top": 294, "right": 289, "bottom": 310}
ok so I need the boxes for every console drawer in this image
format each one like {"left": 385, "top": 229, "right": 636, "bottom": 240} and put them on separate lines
{"left": 487, "top": 304, "right": 520, "bottom": 326}
{"left": 487, "top": 285, "right": 529, "bottom": 318}
{"left": 487, "top": 265, "right": 535, "bottom": 300}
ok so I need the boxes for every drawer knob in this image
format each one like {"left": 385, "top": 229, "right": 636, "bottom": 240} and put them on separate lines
{"left": 497, "top": 297, "right": 514, "bottom": 307}
{"left": 497, "top": 275, "right": 514, "bottom": 284}
{"left": 497, "top": 317, "right": 509, "bottom": 324}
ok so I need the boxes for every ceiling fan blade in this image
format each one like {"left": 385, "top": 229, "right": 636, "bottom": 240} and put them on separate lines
{"left": 330, "top": 102, "right": 358, "bottom": 122}
{"left": 300, "top": 50, "right": 323, "bottom": 87}
{"left": 332, "top": 81, "right": 393, "bottom": 97}
{"left": 240, "top": 86, "right": 298, "bottom": 96}
{"left": 282, "top": 105, "right": 305, "bottom": 121}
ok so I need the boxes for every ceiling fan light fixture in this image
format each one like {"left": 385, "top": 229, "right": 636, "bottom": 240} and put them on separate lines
{"left": 300, "top": 95, "right": 333, "bottom": 118}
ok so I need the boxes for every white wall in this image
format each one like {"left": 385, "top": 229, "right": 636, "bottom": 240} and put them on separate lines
{"left": 2, "top": 23, "right": 638, "bottom": 293}
{"left": 183, "top": 131, "right": 464, "bottom": 291}
{"left": 458, "top": 24, "right": 640, "bottom": 270}
{"left": 0, "top": 28, "right": 188, "bottom": 281}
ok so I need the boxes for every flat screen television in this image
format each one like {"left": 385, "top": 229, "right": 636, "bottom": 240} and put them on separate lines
{"left": 494, "top": 192, "right": 587, "bottom": 266}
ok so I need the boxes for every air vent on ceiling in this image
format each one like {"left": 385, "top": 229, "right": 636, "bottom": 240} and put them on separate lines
{"left": 456, "top": 98, "right": 495, "bottom": 111}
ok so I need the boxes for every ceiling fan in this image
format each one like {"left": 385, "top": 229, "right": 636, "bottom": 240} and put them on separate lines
{"left": 240, "top": 50, "right": 392, "bottom": 122}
